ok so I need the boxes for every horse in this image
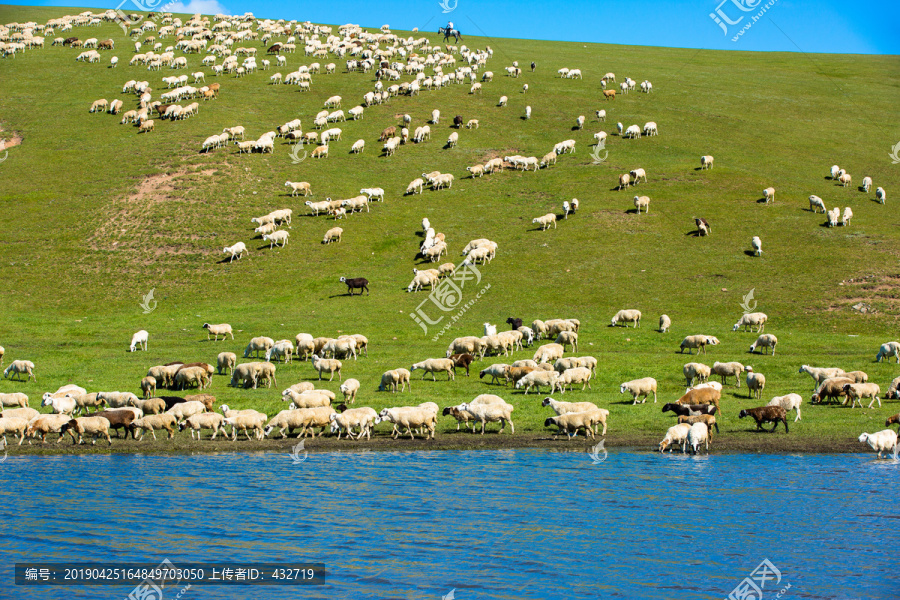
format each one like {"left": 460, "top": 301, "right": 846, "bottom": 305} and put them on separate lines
{"left": 438, "top": 26, "right": 462, "bottom": 42}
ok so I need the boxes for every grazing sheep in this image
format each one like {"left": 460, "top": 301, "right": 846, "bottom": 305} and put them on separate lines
{"left": 749, "top": 334, "right": 778, "bottom": 355}
{"left": 58, "top": 416, "right": 112, "bottom": 445}
{"left": 0, "top": 392, "right": 29, "bottom": 409}
{"left": 798, "top": 365, "right": 846, "bottom": 390}
{"left": 677, "top": 414, "right": 719, "bottom": 436}
{"left": 658, "top": 314, "right": 672, "bottom": 333}
{"left": 140, "top": 376, "right": 156, "bottom": 399}
{"left": 0, "top": 416, "right": 29, "bottom": 445}
{"left": 838, "top": 173, "right": 852, "bottom": 187}
{"left": 555, "top": 331, "right": 578, "bottom": 353}
{"left": 515, "top": 370, "right": 560, "bottom": 395}
{"left": 751, "top": 236, "right": 762, "bottom": 256}
{"left": 223, "top": 412, "right": 268, "bottom": 441}
{"left": 533, "top": 343, "right": 565, "bottom": 365}
{"left": 700, "top": 155, "right": 714, "bottom": 170}
{"left": 532, "top": 213, "right": 557, "bottom": 230}
{"left": 858, "top": 430, "right": 898, "bottom": 459}
{"left": 323, "top": 227, "right": 343, "bottom": 244}
{"left": 339, "top": 379, "right": 360, "bottom": 404}
{"left": 556, "top": 367, "right": 592, "bottom": 393}
{"left": 3, "top": 360, "right": 36, "bottom": 382}
{"left": 659, "top": 423, "right": 691, "bottom": 453}
{"left": 620, "top": 377, "right": 658, "bottom": 404}
{"left": 810, "top": 377, "right": 855, "bottom": 405}
{"left": 809, "top": 195, "right": 826, "bottom": 213}
{"left": 611, "top": 309, "right": 641, "bottom": 328}
{"left": 711, "top": 361, "right": 745, "bottom": 387}
{"left": 223, "top": 242, "right": 247, "bottom": 262}
{"left": 875, "top": 187, "right": 886, "bottom": 204}
{"left": 875, "top": 341, "right": 900, "bottom": 363}
{"left": 686, "top": 422, "right": 710, "bottom": 454}
{"left": 763, "top": 187, "right": 775, "bottom": 204}
{"left": 203, "top": 323, "right": 234, "bottom": 341}
{"left": 479, "top": 364, "right": 510, "bottom": 385}
{"left": 683, "top": 362, "right": 712, "bottom": 387}
{"left": 25, "top": 414, "right": 72, "bottom": 443}
{"left": 733, "top": 312, "right": 768, "bottom": 333}
{"left": 767, "top": 394, "right": 803, "bottom": 422}
{"left": 744, "top": 366, "right": 766, "bottom": 399}
{"left": 178, "top": 412, "right": 227, "bottom": 440}
{"left": 675, "top": 387, "right": 721, "bottom": 413}
{"left": 216, "top": 352, "right": 236, "bottom": 375}
{"left": 739, "top": 406, "right": 788, "bottom": 432}
{"left": 886, "top": 376, "right": 900, "bottom": 400}
{"left": 844, "top": 383, "right": 881, "bottom": 409}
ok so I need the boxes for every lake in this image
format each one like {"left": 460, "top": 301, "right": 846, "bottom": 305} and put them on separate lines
{"left": 0, "top": 448, "right": 897, "bottom": 599}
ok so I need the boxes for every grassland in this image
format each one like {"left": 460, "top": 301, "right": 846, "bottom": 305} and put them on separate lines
{"left": 0, "top": 5, "right": 898, "bottom": 456}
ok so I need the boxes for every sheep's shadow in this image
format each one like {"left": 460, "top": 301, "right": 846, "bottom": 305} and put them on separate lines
{"left": 686, "top": 229, "right": 707, "bottom": 237}
{"left": 870, "top": 198, "right": 884, "bottom": 205}
{"left": 819, "top": 221, "right": 836, "bottom": 228}
{"left": 743, "top": 250, "right": 759, "bottom": 257}
{"left": 625, "top": 208, "right": 639, "bottom": 215}
{"left": 756, "top": 198, "right": 770, "bottom": 204}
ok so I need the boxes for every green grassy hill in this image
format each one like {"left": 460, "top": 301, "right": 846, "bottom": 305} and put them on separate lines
{"left": 1, "top": 5, "right": 898, "bottom": 452}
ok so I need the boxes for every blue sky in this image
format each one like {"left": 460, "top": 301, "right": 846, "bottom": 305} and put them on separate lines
{"left": 4, "top": 0, "right": 897, "bottom": 54}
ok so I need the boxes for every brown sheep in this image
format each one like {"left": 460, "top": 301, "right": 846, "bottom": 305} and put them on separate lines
{"left": 450, "top": 353, "right": 475, "bottom": 376}
{"left": 810, "top": 377, "right": 854, "bottom": 404}
{"left": 739, "top": 406, "right": 788, "bottom": 433}
{"left": 185, "top": 394, "right": 215, "bottom": 411}
{"left": 677, "top": 414, "right": 719, "bottom": 435}
{"left": 505, "top": 366, "right": 535, "bottom": 385}
{"left": 675, "top": 387, "right": 721, "bottom": 412}
{"left": 379, "top": 126, "right": 397, "bottom": 141}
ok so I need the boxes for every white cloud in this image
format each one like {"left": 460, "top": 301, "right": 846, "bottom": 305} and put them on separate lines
{"left": 163, "top": 0, "right": 231, "bottom": 16}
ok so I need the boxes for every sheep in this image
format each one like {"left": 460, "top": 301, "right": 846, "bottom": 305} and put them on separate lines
{"left": 681, "top": 362, "right": 711, "bottom": 387}
{"left": 25, "top": 414, "right": 72, "bottom": 443}
{"left": 659, "top": 423, "right": 691, "bottom": 453}
{"left": 680, "top": 335, "right": 717, "bottom": 355}
{"left": 632, "top": 195, "right": 650, "bottom": 214}
{"left": 178, "top": 412, "right": 227, "bottom": 440}
{"left": 330, "top": 407, "right": 378, "bottom": 440}
{"left": 140, "top": 376, "right": 156, "bottom": 399}
{"left": 533, "top": 343, "right": 565, "bottom": 365}
{"left": 459, "top": 400, "right": 515, "bottom": 435}
{"left": 139, "top": 119, "right": 155, "bottom": 133}
{"left": 685, "top": 422, "right": 710, "bottom": 454}
{"left": 858, "top": 430, "right": 898, "bottom": 459}
{"left": 809, "top": 195, "right": 826, "bottom": 213}
{"left": 659, "top": 314, "right": 671, "bottom": 333}
{"left": 243, "top": 336, "right": 274, "bottom": 359}
{"left": 544, "top": 409, "right": 608, "bottom": 439}
{"left": 749, "top": 334, "right": 778, "bottom": 355}
{"left": 751, "top": 236, "right": 762, "bottom": 256}
{"left": 466, "top": 119, "right": 479, "bottom": 129}
{"left": 810, "top": 377, "right": 855, "bottom": 405}
{"left": 1, "top": 407, "right": 39, "bottom": 423}
{"left": 52, "top": 415, "right": 110, "bottom": 446}
{"left": 708, "top": 361, "right": 744, "bottom": 388}
{"left": 618, "top": 173, "right": 631, "bottom": 190}
{"left": 0, "top": 416, "right": 29, "bottom": 445}
{"left": 515, "top": 370, "right": 560, "bottom": 395}
{"left": 164, "top": 400, "right": 206, "bottom": 423}
{"left": 740, "top": 405, "right": 788, "bottom": 433}
{"left": 223, "top": 242, "right": 247, "bottom": 262}
{"left": 376, "top": 404, "right": 436, "bottom": 439}
{"left": 220, "top": 411, "right": 267, "bottom": 441}
{"left": 875, "top": 341, "right": 900, "bottom": 363}
{"left": 699, "top": 155, "right": 714, "bottom": 170}
{"left": 266, "top": 341, "right": 295, "bottom": 364}
{"left": 745, "top": 366, "right": 766, "bottom": 399}
{"left": 886, "top": 376, "right": 900, "bottom": 400}
{"left": 844, "top": 383, "right": 881, "bottom": 409}
{"left": 498, "top": 95, "right": 508, "bottom": 106}
{"left": 323, "top": 227, "right": 343, "bottom": 244}
{"left": 0, "top": 392, "right": 28, "bottom": 409}
{"left": 339, "top": 378, "right": 360, "bottom": 404}
{"left": 378, "top": 369, "right": 409, "bottom": 393}
{"left": 875, "top": 187, "right": 886, "bottom": 204}
{"left": 479, "top": 364, "right": 510, "bottom": 385}
{"left": 623, "top": 125, "right": 641, "bottom": 139}
{"left": 611, "top": 309, "right": 641, "bottom": 328}
{"left": 763, "top": 187, "right": 775, "bottom": 204}
{"left": 556, "top": 367, "right": 592, "bottom": 393}
{"left": 798, "top": 365, "right": 846, "bottom": 389}
{"left": 263, "top": 230, "right": 290, "bottom": 249}
{"left": 842, "top": 206, "right": 853, "bottom": 226}
{"left": 838, "top": 173, "right": 852, "bottom": 187}
{"left": 575, "top": 115, "right": 585, "bottom": 130}
{"left": 311, "top": 354, "right": 342, "bottom": 381}
{"left": 285, "top": 181, "right": 312, "bottom": 197}
{"left": 675, "top": 387, "right": 721, "bottom": 413}
{"left": 41, "top": 394, "right": 77, "bottom": 415}
{"left": 677, "top": 414, "right": 719, "bottom": 436}
{"left": 533, "top": 213, "right": 557, "bottom": 231}
{"left": 129, "top": 397, "right": 165, "bottom": 415}
{"left": 766, "top": 394, "right": 803, "bottom": 422}
{"left": 663, "top": 402, "right": 718, "bottom": 419}
{"left": 733, "top": 312, "right": 768, "bottom": 333}
{"left": 555, "top": 331, "right": 578, "bottom": 353}
{"left": 4, "top": 360, "right": 36, "bottom": 382}
{"left": 620, "top": 378, "right": 657, "bottom": 404}
{"left": 447, "top": 131, "right": 459, "bottom": 147}
{"left": 131, "top": 413, "right": 178, "bottom": 441}
{"left": 827, "top": 207, "right": 840, "bottom": 228}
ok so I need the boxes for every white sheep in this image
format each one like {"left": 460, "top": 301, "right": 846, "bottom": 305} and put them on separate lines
{"left": 875, "top": 187, "right": 885, "bottom": 204}
{"left": 132, "top": 413, "right": 178, "bottom": 440}
{"left": 620, "top": 377, "right": 658, "bottom": 404}
{"left": 263, "top": 230, "right": 289, "bottom": 249}
{"left": 700, "top": 155, "right": 714, "bottom": 170}
{"left": 842, "top": 206, "right": 853, "bottom": 226}
{"left": 733, "top": 312, "right": 768, "bottom": 333}
{"left": 459, "top": 400, "right": 515, "bottom": 435}
{"left": 533, "top": 213, "right": 557, "bottom": 231}
{"left": 633, "top": 196, "right": 650, "bottom": 214}
{"left": 223, "top": 242, "right": 247, "bottom": 262}
{"left": 827, "top": 207, "right": 840, "bottom": 227}
{"left": 611, "top": 309, "right": 641, "bottom": 328}
{"left": 0, "top": 416, "right": 29, "bottom": 445}
{"left": 745, "top": 366, "right": 766, "bottom": 399}
{"left": 749, "top": 334, "right": 778, "bottom": 355}
{"left": 515, "top": 370, "right": 560, "bottom": 395}
{"left": 3, "top": 360, "right": 35, "bottom": 382}
{"left": 808, "top": 195, "right": 826, "bottom": 213}
{"left": 376, "top": 404, "right": 436, "bottom": 439}
{"left": 876, "top": 341, "right": 900, "bottom": 363}
{"left": 767, "top": 393, "right": 803, "bottom": 422}
{"left": 179, "top": 412, "right": 227, "bottom": 440}
{"left": 544, "top": 409, "right": 608, "bottom": 439}
{"left": 659, "top": 314, "right": 671, "bottom": 333}
{"left": 858, "top": 430, "right": 898, "bottom": 459}
{"left": 129, "top": 329, "right": 148, "bottom": 352}
{"left": 330, "top": 407, "right": 378, "bottom": 440}
{"left": 845, "top": 383, "right": 881, "bottom": 409}
{"left": 687, "top": 422, "right": 709, "bottom": 455}
{"left": 339, "top": 378, "right": 361, "bottom": 404}
{"left": 323, "top": 227, "right": 343, "bottom": 244}
{"left": 0, "top": 392, "right": 28, "bottom": 408}
{"left": 684, "top": 362, "right": 712, "bottom": 387}
{"left": 751, "top": 236, "right": 762, "bottom": 256}
{"left": 659, "top": 423, "right": 691, "bottom": 453}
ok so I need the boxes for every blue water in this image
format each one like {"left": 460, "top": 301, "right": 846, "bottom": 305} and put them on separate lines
{"left": 1, "top": 449, "right": 898, "bottom": 599}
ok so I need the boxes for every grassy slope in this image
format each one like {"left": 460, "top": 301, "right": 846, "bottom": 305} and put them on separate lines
{"left": 0, "top": 5, "right": 898, "bottom": 453}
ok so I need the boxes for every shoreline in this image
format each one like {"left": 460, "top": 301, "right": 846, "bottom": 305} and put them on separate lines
{"left": 4, "top": 432, "right": 872, "bottom": 457}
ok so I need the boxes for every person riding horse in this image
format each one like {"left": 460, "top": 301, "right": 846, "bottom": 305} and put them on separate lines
{"left": 439, "top": 25, "right": 462, "bottom": 42}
